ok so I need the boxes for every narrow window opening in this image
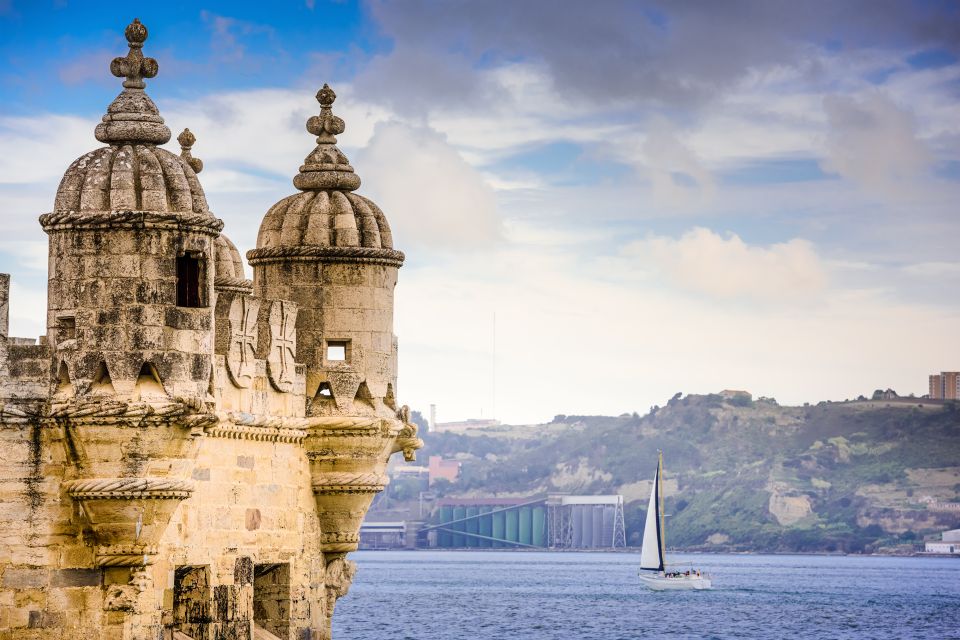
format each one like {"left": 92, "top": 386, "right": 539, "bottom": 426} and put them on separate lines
{"left": 253, "top": 563, "right": 290, "bottom": 639}
{"left": 173, "top": 565, "right": 211, "bottom": 639}
{"left": 326, "top": 340, "right": 349, "bottom": 362}
{"left": 316, "top": 382, "right": 333, "bottom": 398}
{"left": 176, "top": 253, "right": 204, "bottom": 308}
{"left": 57, "top": 315, "right": 76, "bottom": 341}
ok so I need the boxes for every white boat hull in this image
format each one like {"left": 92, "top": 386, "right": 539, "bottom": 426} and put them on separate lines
{"left": 638, "top": 573, "right": 712, "bottom": 591}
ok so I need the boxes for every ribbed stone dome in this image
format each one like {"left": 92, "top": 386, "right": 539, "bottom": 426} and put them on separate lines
{"left": 213, "top": 234, "right": 252, "bottom": 292}
{"left": 49, "top": 19, "right": 213, "bottom": 218}
{"left": 256, "top": 191, "right": 393, "bottom": 250}
{"left": 54, "top": 145, "right": 208, "bottom": 213}
{"left": 249, "top": 84, "right": 403, "bottom": 267}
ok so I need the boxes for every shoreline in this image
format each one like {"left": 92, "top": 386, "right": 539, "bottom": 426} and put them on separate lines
{"left": 357, "top": 547, "right": 960, "bottom": 558}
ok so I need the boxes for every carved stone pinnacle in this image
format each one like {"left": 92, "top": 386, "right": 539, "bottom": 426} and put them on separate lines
{"left": 306, "top": 83, "right": 346, "bottom": 143}
{"left": 317, "top": 83, "right": 336, "bottom": 107}
{"left": 178, "top": 128, "right": 203, "bottom": 174}
{"left": 110, "top": 18, "right": 158, "bottom": 90}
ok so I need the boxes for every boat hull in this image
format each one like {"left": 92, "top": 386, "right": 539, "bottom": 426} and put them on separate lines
{"left": 638, "top": 573, "right": 712, "bottom": 591}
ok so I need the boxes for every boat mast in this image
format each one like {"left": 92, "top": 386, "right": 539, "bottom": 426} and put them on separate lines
{"left": 658, "top": 450, "right": 666, "bottom": 570}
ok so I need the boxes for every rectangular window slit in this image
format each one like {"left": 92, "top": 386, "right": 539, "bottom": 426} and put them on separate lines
{"left": 58, "top": 316, "right": 76, "bottom": 341}
{"left": 327, "top": 341, "right": 348, "bottom": 362}
{"left": 176, "top": 254, "right": 204, "bottom": 308}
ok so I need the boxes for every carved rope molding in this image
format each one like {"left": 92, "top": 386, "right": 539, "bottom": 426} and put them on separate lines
{"left": 246, "top": 244, "right": 405, "bottom": 267}
{"left": 39, "top": 210, "right": 225, "bottom": 236}
{"left": 205, "top": 423, "right": 307, "bottom": 444}
{"left": 96, "top": 544, "right": 160, "bottom": 567}
{"left": 65, "top": 477, "right": 194, "bottom": 500}
{"left": 44, "top": 398, "right": 217, "bottom": 436}
{"left": 213, "top": 276, "right": 254, "bottom": 293}
{"left": 204, "top": 412, "right": 403, "bottom": 443}
{"left": 320, "top": 532, "right": 360, "bottom": 544}
{"left": 311, "top": 472, "right": 387, "bottom": 495}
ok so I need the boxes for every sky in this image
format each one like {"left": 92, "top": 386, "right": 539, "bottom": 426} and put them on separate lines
{"left": 1, "top": 1, "right": 959, "bottom": 424}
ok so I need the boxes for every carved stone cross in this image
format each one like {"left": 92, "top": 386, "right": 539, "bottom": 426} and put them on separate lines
{"left": 267, "top": 300, "right": 298, "bottom": 393}
{"left": 226, "top": 296, "right": 260, "bottom": 388}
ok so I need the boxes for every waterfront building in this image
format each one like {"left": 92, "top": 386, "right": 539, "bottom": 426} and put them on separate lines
{"left": 0, "top": 19, "right": 421, "bottom": 639}
{"left": 423, "top": 495, "right": 627, "bottom": 549}
{"left": 925, "top": 529, "right": 960, "bottom": 554}
{"left": 929, "top": 371, "right": 960, "bottom": 399}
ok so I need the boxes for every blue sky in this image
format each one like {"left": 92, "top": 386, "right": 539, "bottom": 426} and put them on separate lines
{"left": 1, "top": 1, "right": 959, "bottom": 423}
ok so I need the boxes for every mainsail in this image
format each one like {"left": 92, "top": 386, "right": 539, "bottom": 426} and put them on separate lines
{"left": 639, "top": 454, "right": 664, "bottom": 572}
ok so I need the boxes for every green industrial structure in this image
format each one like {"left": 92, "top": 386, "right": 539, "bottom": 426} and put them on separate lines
{"left": 421, "top": 494, "right": 626, "bottom": 549}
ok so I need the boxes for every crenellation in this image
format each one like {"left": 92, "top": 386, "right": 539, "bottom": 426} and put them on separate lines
{"left": 1, "top": 19, "right": 421, "bottom": 640}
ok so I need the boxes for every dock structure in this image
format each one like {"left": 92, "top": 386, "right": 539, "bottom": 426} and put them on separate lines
{"left": 419, "top": 494, "right": 626, "bottom": 549}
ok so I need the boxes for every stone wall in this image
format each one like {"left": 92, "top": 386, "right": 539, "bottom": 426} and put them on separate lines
{"left": 44, "top": 224, "right": 217, "bottom": 401}
{"left": 252, "top": 261, "right": 398, "bottom": 420}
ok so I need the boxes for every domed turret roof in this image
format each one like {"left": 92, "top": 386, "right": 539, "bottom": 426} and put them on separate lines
{"left": 248, "top": 85, "right": 404, "bottom": 267}
{"left": 213, "top": 234, "right": 252, "bottom": 293}
{"left": 46, "top": 19, "right": 218, "bottom": 223}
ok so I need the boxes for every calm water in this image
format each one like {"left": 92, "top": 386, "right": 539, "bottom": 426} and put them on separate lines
{"left": 333, "top": 551, "right": 960, "bottom": 640}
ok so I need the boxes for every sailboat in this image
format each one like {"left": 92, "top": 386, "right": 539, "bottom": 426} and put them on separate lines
{"left": 638, "top": 452, "right": 712, "bottom": 590}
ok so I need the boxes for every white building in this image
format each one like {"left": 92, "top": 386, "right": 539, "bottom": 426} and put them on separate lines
{"left": 924, "top": 529, "right": 960, "bottom": 554}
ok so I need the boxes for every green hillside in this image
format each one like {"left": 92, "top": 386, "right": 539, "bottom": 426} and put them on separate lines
{"left": 416, "top": 394, "right": 960, "bottom": 553}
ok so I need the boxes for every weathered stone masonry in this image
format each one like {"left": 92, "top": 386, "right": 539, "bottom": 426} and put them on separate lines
{"left": 0, "top": 19, "right": 421, "bottom": 640}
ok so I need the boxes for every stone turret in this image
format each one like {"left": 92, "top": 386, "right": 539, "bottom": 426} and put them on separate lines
{"left": 43, "top": 19, "right": 221, "bottom": 402}
{"left": 248, "top": 84, "right": 422, "bottom": 624}
{"left": 248, "top": 84, "right": 404, "bottom": 419}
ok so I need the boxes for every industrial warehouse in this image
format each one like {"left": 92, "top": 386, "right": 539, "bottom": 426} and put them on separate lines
{"left": 360, "top": 494, "right": 627, "bottom": 550}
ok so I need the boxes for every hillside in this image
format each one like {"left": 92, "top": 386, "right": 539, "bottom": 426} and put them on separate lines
{"left": 414, "top": 394, "right": 960, "bottom": 553}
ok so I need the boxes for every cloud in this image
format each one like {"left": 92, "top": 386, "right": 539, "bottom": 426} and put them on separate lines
{"left": 364, "top": 0, "right": 960, "bottom": 115}
{"left": 903, "top": 261, "right": 960, "bottom": 277}
{"left": 0, "top": 240, "right": 45, "bottom": 271}
{"left": 353, "top": 121, "right": 501, "bottom": 251}
{"left": 200, "top": 11, "right": 278, "bottom": 64}
{"left": 621, "top": 227, "right": 827, "bottom": 301}
{"left": 820, "top": 92, "right": 933, "bottom": 197}
{"left": 0, "top": 114, "right": 96, "bottom": 185}
{"left": 640, "top": 121, "right": 716, "bottom": 206}
{"left": 396, "top": 238, "right": 957, "bottom": 424}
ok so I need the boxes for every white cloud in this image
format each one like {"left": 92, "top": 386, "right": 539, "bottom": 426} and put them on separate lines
{"left": 0, "top": 114, "right": 95, "bottom": 184}
{"left": 621, "top": 227, "right": 827, "bottom": 301}
{"left": 396, "top": 240, "right": 958, "bottom": 424}
{"left": 903, "top": 261, "right": 960, "bottom": 277}
{"left": 640, "top": 121, "right": 716, "bottom": 206}
{"left": 820, "top": 92, "right": 933, "bottom": 198}
{"left": 353, "top": 121, "right": 502, "bottom": 251}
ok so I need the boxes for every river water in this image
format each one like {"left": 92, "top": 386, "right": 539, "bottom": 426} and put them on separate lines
{"left": 332, "top": 550, "right": 960, "bottom": 640}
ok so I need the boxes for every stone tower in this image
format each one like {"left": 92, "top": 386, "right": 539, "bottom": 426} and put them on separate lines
{"left": 0, "top": 19, "right": 421, "bottom": 640}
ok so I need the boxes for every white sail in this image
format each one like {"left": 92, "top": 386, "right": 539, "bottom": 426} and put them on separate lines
{"left": 639, "top": 462, "right": 662, "bottom": 571}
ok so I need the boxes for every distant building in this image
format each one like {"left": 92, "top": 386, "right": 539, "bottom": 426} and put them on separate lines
{"left": 358, "top": 522, "right": 407, "bottom": 549}
{"left": 429, "top": 455, "right": 461, "bottom": 485}
{"left": 719, "top": 389, "right": 752, "bottom": 401}
{"left": 925, "top": 529, "right": 960, "bottom": 554}
{"left": 929, "top": 372, "right": 960, "bottom": 400}
{"left": 432, "top": 418, "right": 500, "bottom": 433}
{"left": 423, "top": 494, "right": 626, "bottom": 549}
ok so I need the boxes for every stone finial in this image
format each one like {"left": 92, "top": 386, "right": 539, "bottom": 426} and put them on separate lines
{"left": 294, "top": 84, "right": 360, "bottom": 191}
{"left": 306, "top": 84, "right": 346, "bottom": 144}
{"left": 110, "top": 18, "right": 159, "bottom": 90}
{"left": 94, "top": 18, "right": 171, "bottom": 145}
{"left": 178, "top": 128, "right": 203, "bottom": 174}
